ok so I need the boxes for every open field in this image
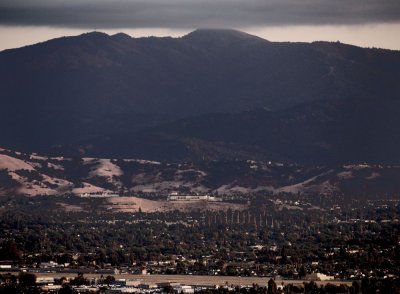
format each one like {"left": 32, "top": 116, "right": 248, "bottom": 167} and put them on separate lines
{"left": 107, "top": 197, "right": 248, "bottom": 213}
{"left": 31, "top": 273, "right": 352, "bottom": 287}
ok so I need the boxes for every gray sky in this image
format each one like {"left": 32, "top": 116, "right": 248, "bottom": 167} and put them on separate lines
{"left": 1, "top": 0, "right": 400, "bottom": 50}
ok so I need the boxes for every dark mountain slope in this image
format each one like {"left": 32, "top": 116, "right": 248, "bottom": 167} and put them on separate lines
{"left": 79, "top": 95, "right": 400, "bottom": 164}
{"left": 0, "top": 29, "right": 399, "bottom": 160}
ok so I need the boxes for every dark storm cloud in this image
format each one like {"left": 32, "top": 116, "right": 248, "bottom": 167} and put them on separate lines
{"left": 1, "top": 0, "right": 400, "bottom": 28}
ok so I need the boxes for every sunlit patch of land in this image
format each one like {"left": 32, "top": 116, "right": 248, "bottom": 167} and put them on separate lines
{"left": 106, "top": 197, "right": 248, "bottom": 213}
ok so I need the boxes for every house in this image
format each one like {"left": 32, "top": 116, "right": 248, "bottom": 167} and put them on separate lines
{"left": 306, "top": 273, "right": 334, "bottom": 281}
{"left": 174, "top": 285, "right": 195, "bottom": 293}
{"left": 36, "top": 277, "right": 55, "bottom": 285}
{"left": 167, "top": 193, "right": 221, "bottom": 202}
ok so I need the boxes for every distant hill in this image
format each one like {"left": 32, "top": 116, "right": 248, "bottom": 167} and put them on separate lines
{"left": 0, "top": 29, "right": 399, "bottom": 163}
{"left": 85, "top": 96, "right": 400, "bottom": 164}
{"left": 1, "top": 147, "right": 400, "bottom": 198}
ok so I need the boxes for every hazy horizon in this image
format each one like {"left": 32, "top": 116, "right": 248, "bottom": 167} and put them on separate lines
{"left": 1, "top": 0, "right": 400, "bottom": 51}
{"left": 1, "top": 23, "right": 400, "bottom": 52}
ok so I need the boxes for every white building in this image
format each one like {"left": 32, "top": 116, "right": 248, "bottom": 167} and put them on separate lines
{"left": 79, "top": 192, "right": 119, "bottom": 198}
{"left": 168, "top": 194, "right": 221, "bottom": 201}
{"left": 174, "top": 285, "right": 195, "bottom": 293}
{"left": 306, "top": 272, "right": 334, "bottom": 281}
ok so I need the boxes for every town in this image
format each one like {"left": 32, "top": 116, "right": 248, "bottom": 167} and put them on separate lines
{"left": 0, "top": 194, "right": 399, "bottom": 293}
{"left": 0, "top": 271, "right": 359, "bottom": 293}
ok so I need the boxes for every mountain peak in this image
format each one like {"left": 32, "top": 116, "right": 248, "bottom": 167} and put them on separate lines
{"left": 80, "top": 31, "right": 109, "bottom": 38}
{"left": 112, "top": 32, "right": 132, "bottom": 40}
{"left": 183, "top": 28, "right": 268, "bottom": 44}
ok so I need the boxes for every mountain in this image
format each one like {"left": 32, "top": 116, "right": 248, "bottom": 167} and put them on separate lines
{"left": 0, "top": 29, "right": 400, "bottom": 163}
{"left": 84, "top": 96, "right": 400, "bottom": 164}
{"left": 1, "top": 147, "right": 400, "bottom": 198}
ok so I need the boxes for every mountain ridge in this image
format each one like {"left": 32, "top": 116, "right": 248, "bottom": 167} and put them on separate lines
{"left": 0, "top": 29, "right": 399, "bottom": 163}
{"left": 68, "top": 96, "right": 400, "bottom": 164}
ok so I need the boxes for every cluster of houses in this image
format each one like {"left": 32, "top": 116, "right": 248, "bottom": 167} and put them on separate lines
{"left": 37, "top": 277, "right": 201, "bottom": 293}
{"left": 1, "top": 271, "right": 338, "bottom": 294}
{"left": 79, "top": 192, "right": 120, "bottom": 198}
{"left": 77, "top": 191, "right": 225, "bottom": 202}
{"left": 167, "top": 192, "right": 221, "bottom": 202}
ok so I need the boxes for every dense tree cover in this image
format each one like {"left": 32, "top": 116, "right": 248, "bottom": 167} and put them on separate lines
{"left": 0, "top": 273, "right": 39, "bottom": 294}
{"left": 3, "top": 30, "right": 400, "bottom": 165}
{"left": 0, "top": 195, "right": 399, "bottom": 283}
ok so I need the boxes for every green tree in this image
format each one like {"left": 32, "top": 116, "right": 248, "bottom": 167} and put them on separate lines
{"left": 58, "top": 283, "right": 73, "bottom": 294}
{"left": 18, "top": 272, "right": 36, "bottom": 287}
{"left": 105, "top": 275, "right": 115, "bottom": 285}
{"left": 267, "top": 278, "right": 277, "bottom": 294}
{"left": 299, "top": 265, "right": 307, "bottom": 279}
{"left": 70, "top": 272, "right": 87, "bottom": 286}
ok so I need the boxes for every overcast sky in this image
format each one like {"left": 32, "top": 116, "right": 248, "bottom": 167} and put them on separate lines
{"left": 1, "top": 0, "right": 400, "bottom": 50}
